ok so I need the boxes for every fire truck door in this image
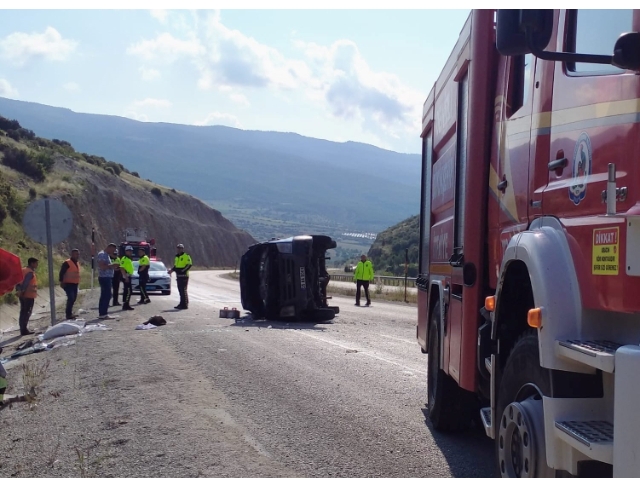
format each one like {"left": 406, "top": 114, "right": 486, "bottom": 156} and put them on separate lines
{"left": 495, "top": 54, "right": 535, "bottom": 258}
{"left": 542, "top": 10, "right": 635, "bottom": 222}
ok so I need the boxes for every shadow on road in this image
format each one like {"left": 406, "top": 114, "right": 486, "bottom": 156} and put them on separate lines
{"left": 421, "top": 406, "right": 496, "bottom": 478}
{"left": 0, "top": 335, "right": 21, "bottom": 349}
{"left": 230, "top": 319, "right": 332, "bottom": 331}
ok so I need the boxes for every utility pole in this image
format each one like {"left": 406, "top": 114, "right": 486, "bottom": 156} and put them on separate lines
{"left": 404, "top": 248, "right": 409, "bottom": 303}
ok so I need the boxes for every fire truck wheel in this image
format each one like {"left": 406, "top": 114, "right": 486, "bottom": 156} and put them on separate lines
{"left": 496, "top": 332, "right": 555, "bottom": 478}
{"left": 427, "top": 303, "right": 474, "bottom": 432}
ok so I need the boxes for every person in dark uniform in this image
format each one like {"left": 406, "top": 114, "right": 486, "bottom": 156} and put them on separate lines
{"left": 137, "top": 247, "right": 151, "bottom": 304}
{"left": 110, "top": 248, "right": 121, "bottom": 307}
{"left": 169, "top": 244, "right": 192, "bottom": 310}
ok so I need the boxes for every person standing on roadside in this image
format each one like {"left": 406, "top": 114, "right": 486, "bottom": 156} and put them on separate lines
{"left": 97, "top": 243, "right": 120, "bottom": 319}
{"left": 16, "top": 257, "right": 38, "bottom": 335}
{"left": 169, "top": 243, "right": 192, "bottom": 310}
{"left": 110, "top": 248, "right": 121, "bottom": 307}
{"left": 59, "top": 248, "right": 81, "bottom": 320}
{"left": 353, "top": 254, "right": 374, "bottom": 307}
{"left": 119, "top": 246, "right": 135, "bottom": 311}
{"left": 137, "top": 247, "right": 151, "bottom": 305}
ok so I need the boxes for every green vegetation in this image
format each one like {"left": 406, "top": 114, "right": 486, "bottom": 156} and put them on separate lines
{"left": 367, "top": 214, "right": 419, "bottom": 277}
{"left": 326, "top": 283, "right": 417, "bottom": 304}
{"left": 0, "top": 114, "right": 171, "bottom": 303}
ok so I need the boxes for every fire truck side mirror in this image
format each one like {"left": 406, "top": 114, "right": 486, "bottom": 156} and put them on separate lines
{"left": 496, "top": 9, "right": 553, "bottom": 57}
{"left": 612, "top": 32, "right": 640, "bottom": 71}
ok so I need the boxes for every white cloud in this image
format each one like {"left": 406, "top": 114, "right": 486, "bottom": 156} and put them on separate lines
{"left": 124, "top": 110, "right": 149, "bottom": 122}
{"left": 126, "top": 11, "right": 422, "bottom": 149}
{"left": 230, "top": 93, "right": 250, "bottom": 107}
{"left": 0, "top": 78, "right": 18, "bottom": 98}
{"left": 194, "top": 111, "right": 242, "bottom": 129}
{"left": 63, "top": 81, "right": 79, "bottom": 92}
{"left": 139, "top": 66, "right": 161, "bottom": 81}
{"left": 296, "top": 39, "right": 423, "bottom": 139}
{"left": 0, "top": 27, "right": 77, "bottom": 67}
{"left": 132, "top": 98, "right": 172, "bottom": 109}
{"left": 150, "top": 9, "right": 168, "bottom": 24}
{"left": 126, "top": 33, "right": 203, "bottom": 64}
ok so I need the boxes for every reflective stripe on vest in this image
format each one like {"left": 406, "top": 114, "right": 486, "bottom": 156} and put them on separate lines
{"left": 62, "top": 259, "right": 81, "bottom": 284}
{"left": 21, "top": 267, "right": 37, "bottom": 299}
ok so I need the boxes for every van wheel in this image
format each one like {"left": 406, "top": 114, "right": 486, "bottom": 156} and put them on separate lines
{"left": 427, "top": 302, "right": 475, "bottom": 431}
{"left": 496, "top": 332, "right": 555, "bottom": 477}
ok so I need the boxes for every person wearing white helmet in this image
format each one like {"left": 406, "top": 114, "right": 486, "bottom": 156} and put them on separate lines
{"left": 169, "top": 243, "right": 192, "bottom": 310}
{"left": 119, "top": 245, "right": 135, "bottom": 311}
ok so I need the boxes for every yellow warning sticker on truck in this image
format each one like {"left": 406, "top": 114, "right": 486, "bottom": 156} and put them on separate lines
{"left": 592, "top": 227, "right": 619, "bottom": 275}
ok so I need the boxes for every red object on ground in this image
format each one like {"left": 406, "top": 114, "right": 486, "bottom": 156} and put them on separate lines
{"left": 0, "top": 248, "right": 22, "bottom": 297}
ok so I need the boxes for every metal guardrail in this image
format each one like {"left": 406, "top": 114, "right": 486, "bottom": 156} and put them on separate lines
{"left": 329, "top": 273, "right": 417, "bottom": 288}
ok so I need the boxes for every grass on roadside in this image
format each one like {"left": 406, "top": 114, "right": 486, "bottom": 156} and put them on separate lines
{"left": 220, "top": 273, "right": 416, "bottom": 304}
{"left": 326, "top": 284, "right": 417, "bottom": 305}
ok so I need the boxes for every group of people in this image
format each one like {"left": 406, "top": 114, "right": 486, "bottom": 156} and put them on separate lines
{"left": 14, "top": 242, "right": 193, "bottom": 331}
{"left": 14, "top": 249, "right": 84, "bottom": 335}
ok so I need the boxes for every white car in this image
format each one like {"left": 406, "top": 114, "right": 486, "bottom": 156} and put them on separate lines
{"left": 131, "top": 260, "right": 171, "bottom": 295}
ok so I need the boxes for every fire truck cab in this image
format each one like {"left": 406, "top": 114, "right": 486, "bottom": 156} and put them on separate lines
{"left": 120, "top": 228, "right": 157, "bottom": 262}
{"left": 417, "top": 9, "right": 640, "bottom": 477}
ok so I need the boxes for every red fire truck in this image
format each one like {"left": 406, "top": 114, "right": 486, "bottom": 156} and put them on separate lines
{"left": 416, "top": 9, "right": 640, "bottom": 477}
{"left": 120, "top": 228, "right": 157, "bottom": 262}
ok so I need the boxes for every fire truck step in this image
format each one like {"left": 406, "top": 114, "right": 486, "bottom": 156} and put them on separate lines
{"left": 480, "top": 407, "right": 492, "bottom": 436}
{"left": 556, "top": 339, "right": 623, "bottom": 373}
{"left": 484, "top": 357, "right": 491, "bottom": 373}
{"left": 555, "top": 420, "right": 614, "bottom": 465}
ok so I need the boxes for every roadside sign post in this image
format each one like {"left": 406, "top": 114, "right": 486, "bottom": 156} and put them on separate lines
{"left": 22, "top": 198, "right": 73, "bottom": 328}
{"left": 44, "top": 200, "right": 56, "bottom": 327}
{"left": 91, "top": 228, "right": 95, "bottom": 290}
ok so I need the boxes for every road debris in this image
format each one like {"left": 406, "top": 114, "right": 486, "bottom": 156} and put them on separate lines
{"left": 135, "top": 323, "right": 157, "bottom": 330}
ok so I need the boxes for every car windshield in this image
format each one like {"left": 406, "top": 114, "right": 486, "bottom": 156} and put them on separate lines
{"left": 133, "top": 261, "right": 167, "bottom": 272}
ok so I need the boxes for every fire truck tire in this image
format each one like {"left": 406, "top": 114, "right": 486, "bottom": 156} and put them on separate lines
{"left": 496, "top": 332, "right": 555, "bottom": 478}
{"left": 427, "top": 303, "right": 474, "bottom": 432}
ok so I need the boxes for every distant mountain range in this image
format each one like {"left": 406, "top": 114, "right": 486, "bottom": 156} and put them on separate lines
{"left": 0, "top": 97, "right": 420, "bottom": 240}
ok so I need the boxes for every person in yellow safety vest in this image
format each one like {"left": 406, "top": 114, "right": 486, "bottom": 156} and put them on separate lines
{"left": 169, "top": 243, "right": 192, "bottom": 310}
{"left": 16, "top": 257, "right": 38, "bottom": 335}
{"left": 59, "top": 248, "right": 81, "bottom": 320}
{"left": 110, "top": 248, "right": 122, "bottom": 307}
{"left": 353, "top": 254, "right": 374, "bottom": 307}
{"left": 137, "top": 248, "right": 151, "bottom": 305}
{"left": 119, "top": 246, "right": 135, "bottom": 311}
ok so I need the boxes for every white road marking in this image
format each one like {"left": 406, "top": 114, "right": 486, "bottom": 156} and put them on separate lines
{"left": 289, "top": 329, "right": 426, "bottom": 376}
{"left": 379, "top": 334, "right": 415, "bottom": 345}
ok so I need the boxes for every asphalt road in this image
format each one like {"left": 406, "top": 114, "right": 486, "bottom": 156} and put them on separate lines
{"left": 153, "top": 270, "right": 495, "bottom": 477}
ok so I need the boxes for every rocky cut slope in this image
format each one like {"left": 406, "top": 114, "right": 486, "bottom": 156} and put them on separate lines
{"left": 0, "top": 115, "right": 255, "bottom": 271}
{"left": 55, "top": 155, "right": 255, "bottom": 267}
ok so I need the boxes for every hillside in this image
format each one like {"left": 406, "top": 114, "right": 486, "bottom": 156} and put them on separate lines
{"left": 367, "top": 215, "right": 419, "bottom": 277}
{"left": 0, "top": 115, "right": 255, "bottom": 300}
{"left": 0, "top": 97, "right": 421, "bottom": 241}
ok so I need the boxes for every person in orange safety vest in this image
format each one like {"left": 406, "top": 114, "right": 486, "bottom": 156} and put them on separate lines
{"left": 59, "top": 248, "right": 81, "bottom": 320}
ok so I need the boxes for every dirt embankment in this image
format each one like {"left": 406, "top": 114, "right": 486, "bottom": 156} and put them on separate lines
{"left": 52, "top": 157, "right": 255, "bottom": 267}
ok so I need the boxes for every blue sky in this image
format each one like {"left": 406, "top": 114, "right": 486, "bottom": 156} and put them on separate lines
{"left": 0, "top": 9, "right": 470, "bottom": 154}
